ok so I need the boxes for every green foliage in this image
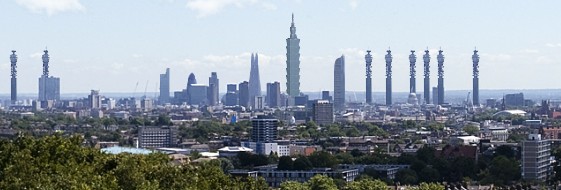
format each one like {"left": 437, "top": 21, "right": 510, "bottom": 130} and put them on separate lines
{"left": 0, "top": 135, "right": 268, "bottom": 189}
{"left": 411, "top": 182, "right": 445, "bottom": 190}
{"left": 293, "top": 156, "right": 313, "bottom": 170}
{"left": 344, "top": 178, "right": 387, "bottom": 190}
{"left": 308, "top": 151, "right": 338, "bottom": 168}
{"left": 278, "top": 156, "right": 294, "bottom": 170}
{"left": 480, "top": 156, "right": 521, "bottom": 185}
{"left": 396, "top": 169, "right": 418, "bottom": 185}
{"left": 279, "top": 181, "right": 308, "bottom": 190}
{"left": 462, "top": 125, "right": 479, "bottom": 135}
{"left": 306, "top": 175, "right": 338, "bottom": 190}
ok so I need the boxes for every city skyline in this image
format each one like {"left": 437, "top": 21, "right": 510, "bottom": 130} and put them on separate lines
{"left": 1, "top": 1, "right": 560, "bottom": 94}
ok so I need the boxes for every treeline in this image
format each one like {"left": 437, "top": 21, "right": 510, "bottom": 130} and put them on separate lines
{"left": 0, "top": 135, "right": 268, "bottom": 189}
{"left": 279, "top": 175, "right": 445, "bottom": 190}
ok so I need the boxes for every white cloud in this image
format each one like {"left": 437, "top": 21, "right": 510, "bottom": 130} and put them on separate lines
{"left": 15, "top": 0, "right": 85, "bottom": 15}
{"left": 349, "top": 0, "right": 359, "bottom": 10}
{"left": 546, "top": 43, "right": 561, "bottom": 48}
{"left": 186, "top": 0, "right": 274, "bottom": 18}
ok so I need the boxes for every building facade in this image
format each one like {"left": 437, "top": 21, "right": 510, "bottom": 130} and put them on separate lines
{"left": 208, "top": 72, "right": 219, "bottom": 106}
{"left": 521, "top": 134, "right": 551, "bottom": 182}
{"left": 138, "top": 126, "right": 178, "bottom": 148}
{"left": 251, "top": 115, "right": 278, "bottom": 143}
{"left": 159, "top": 68, "right": 170, "bottom": 104}
{"left": 312, "top": 100, "right": 334, "bottom": 125}
{"left": 286, "top": 14, "right": 301, "bottom": 100}
{"left": 334, "top": 55, "right": 345, "bottom": 112}
{"left": 239, "top": 81, "right": 250, "bottom": 108}
{"left": 266, "top": 82, "right": 281, "bottom": 108}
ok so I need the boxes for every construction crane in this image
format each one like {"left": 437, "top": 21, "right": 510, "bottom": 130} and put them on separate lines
{"left": 132, "top": 81, "right": 139, "bottom": 98}
{"left": 143, "top": 80, "right": 149, "bottom": 99}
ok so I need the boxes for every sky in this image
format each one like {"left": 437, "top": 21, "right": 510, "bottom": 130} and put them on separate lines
{"left": 0, "top": 0, "right": 560, "bottom": 94}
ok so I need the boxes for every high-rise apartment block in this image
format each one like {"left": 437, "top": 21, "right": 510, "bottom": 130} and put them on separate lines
{"left": 138, "top": 126, "right": 178, "bottom": 148}
{"left": 251, "top": 115, "right": 279, "bottom": 143}
{"left": 88, "top": 90, "right": 101, "bottom": 109}
{"left": 521, "top": 134, "right": 551, "bottom": 182}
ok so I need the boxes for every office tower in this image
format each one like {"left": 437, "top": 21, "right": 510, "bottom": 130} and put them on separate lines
{"left": 505, "top": 93, "right": 525, "bottom": 107}
{"left": 472, "top": 50, "right": 480, "bottom": 106}
{"left": 334, "top": 55, "right": 345, "bottom": 112}
{"left": 138, "top": 126, "right": 178, "bottom": 148}
{"left": 254, "top": 96, "right": 264, "bottom": 110}
{"left": 239, "top": 81, "right": 250, "bottom": 108}
{"left": 423, "top": 50, "right": 431, "bottom": 104}
{"left": 251, "top": 115, "right": 279, "bottom": 143}
{"left": 321, "top": 91, "right": 332, "bottom": 102}
{"left": 521, "top": 134, "right": 551, "bottom": 182}
{"left": 88, "top": 90, "right": 101, "bottom": 109}
{"left": 208, "top": 72, "right": 219, "bottom": 106}
{"left": 266, "top": 82, "right": 281, "bottom": 108}
{"left": 385, "top": 50, "right": 393, "bottom": 106}
{"left": 186, "top": 73, "right": 197, "bottom": 104}
{"left": 10, "top": 50, "right": 17, "bottom": 105}
{"left": 286, "top": 13, "right": 301, "bottom": 99}
{"left": 225, "top": 84, "right": 238, "bottom": 106}
{"left": 312, "top": 100, "right": 334, "bottom": 125}
{"left": 188, "top": 84, "right": 208, "bottom": 105}
{"left": 249, "top": 53, "right": 261, "bottom": 107}
{"left": 365, "top": 50, "right": 373, "bottom": 104}
{"left": 437, "top": 50, "right": 445, "bottom": 105}
{"left": 38, "top": 50, "right": 60, "bottom": 101}
{"left": 227, "top": 84, "right": 237, "bottom": 92}
{"left": 294, "top": 95, "right": 308, "bottom": 106}
{"left": 432, "top": 87, "right": 438, "bottom": 106}
{"left": 159, "top": 68, "right": 170, "bottom": 104}
{"left": 409, "top": 50, "right": 417, "bottom": 93}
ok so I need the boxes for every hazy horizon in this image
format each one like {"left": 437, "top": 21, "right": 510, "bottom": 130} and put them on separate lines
{"left": 1, "top": 0, "right": 560, "bottom": 94}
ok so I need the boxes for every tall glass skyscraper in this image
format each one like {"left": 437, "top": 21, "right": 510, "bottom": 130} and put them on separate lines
{"left": 249, "top": 53, "right": 261, "bottom": 106}
{"left": 159, "top": 68, "right": 170, "bottom": 104}
{"left": 286, "top": 14, "right": 301, "bottom": 99}
{"left": 334, "top": 55, "right": 345, "bottom": 112}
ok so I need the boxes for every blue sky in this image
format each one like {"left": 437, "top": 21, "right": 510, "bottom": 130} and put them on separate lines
{"left": 0, "top": 0, "right": 560, "bottom": 94}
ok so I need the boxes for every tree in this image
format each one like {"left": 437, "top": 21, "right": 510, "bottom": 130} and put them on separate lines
{"left": 482, "top": 156, "right": 521, "bottom": 185}
{"left": 293, "top": 156, "right": 313, "bottom": 170}
{"left": 411, "top": 182, "right": 445, "bottom": 190}
{"left": 396, "top": 169, "right": 418, "bottom": 185}
{"left": 306, "top": 175, "right": 338, "bottom": 190}
{"left": 278, "top": 156, "right": 294, "bottom": 170}
{"left": 418, "top": 167, "right": 440, "bottom": 183}
{"left": 494, "top": 145, "right": 515, "bottom": 159}
{"left": 280, "top": 181, "right": 309, "bottom": 190}
{"left": 463, "top": 125, "right": 479, "bottom": 135}
{"left": 344, "top": 179, "right": 387, "bottom": 190}
{"left": 308, "top": 151, "right": 338, "bottom": 168}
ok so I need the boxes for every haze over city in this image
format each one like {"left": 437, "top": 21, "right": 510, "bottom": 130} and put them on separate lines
{"left": 0, "top": 0, "right": 560, "bottom": 94}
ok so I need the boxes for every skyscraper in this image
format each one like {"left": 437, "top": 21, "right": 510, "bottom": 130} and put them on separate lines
{"left": 38, "top": 50, "right": 60, "bottom": 102}
{"left": 208, "top": 72, "right": 219, "bottom": 105}
{"left": 10, "top": 50, "right": 17, "bottom": 105}
{"left": 423, "top": 50, "right": 431, "bottom": 104}
{"left": 159, "top": 68, "right": 170, "bottom": 104}
{"left": 266, "top": 82, "right": 281, "bottom": 108}
{"left": 249, "top": 53, "right": 261, "bottom": 107}
{"left": 225, "top": 84, "right": 238, "bottom": 106}
{"left": 385, "top": 50, "right": 393, "bottom": 106}
{"left": 437, "top": 50, "right": 445, "bottom": 105}
{"left": 365, "top": 50, "right": 373, "bottom": 104}
{"left": 409, "top": 50, "right": 417, "bottom": 93}
{"left": 472, "top": 50, "right": 480, "bottom": 106}
{"left": 251, "top": 115, "right": 278, "bottom": 143}
{"left": 312, "top": 100, "right": 334, "bottom": 125}
{"left": 521, "top": 133, "right": 551, "bottom": 182}
{"left": 186, "top": 73, "right": 197, "bottom": 104}
{"left": 239, "top": 81, "right": 250, "bottom": 108}
{"left": 286, "top": 13, "right": 301, "bottom": 100}
{"left": 88, "top": 90, "right": 101, "bottom": 109}
{"left": 334, "top": 55, "right": 345, "bottom": 112}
